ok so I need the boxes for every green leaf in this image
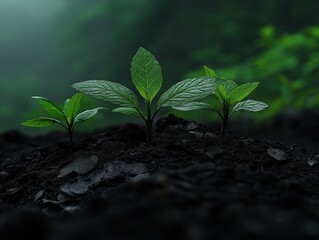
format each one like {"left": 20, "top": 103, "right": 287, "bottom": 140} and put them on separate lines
{"left": 157, "top": 77, "right": 219, "bottom": 109}
{"left": 221, "top": 80, "right": 238, "bottom": 96}
{"left": 21, "top": 117, "right": 61, "bottom": 128}
{"left": 72, "top": 80, "right": 138, "bottom": 108}
{"left": 74, "top": 107, "right": 106, "bottom": 124}
{"left": 63, "top": 99, "right": 70, "bottom": 114}
{"left": 112, "top": 107, "right": 141, "bottom": 118}
{"left": 228, "top": 82, "right": 259, "bottom": 104}
{"left": 172, "top": 102, "right": 215, "bottom": 111}
{"left": 214, "top": 80, "right": 238, "bottom": 102}
{"left": 216, "top": 84, "right": 227, "bottom": 99}
{"left": 131, "top": 47, "right": 162, "bottom": 102}
{"left": 65, "top": 93, "right": 82, "bottom": 123}
{"left": 203, "top": 66, "right": 217, "bottom": 77}
{"left": 32, "top": 96, "right": 64, "bottom": 118}
{"left": 232, "top": 100, "right": 268, "bottom": 113}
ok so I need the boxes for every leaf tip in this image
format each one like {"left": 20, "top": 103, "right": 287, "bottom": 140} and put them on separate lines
{"left": 31, "top": 96, "right": 43, "bottom": 100}
{"left": 137, "top": 46, "right": 146, "bottom": 52}
{"left": 71, "top": 82, "right": 79, "bottom": 89}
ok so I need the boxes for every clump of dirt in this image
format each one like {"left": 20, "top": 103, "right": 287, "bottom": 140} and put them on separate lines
{"left": 0, "top": 114, "right": 318, "bottom": 240}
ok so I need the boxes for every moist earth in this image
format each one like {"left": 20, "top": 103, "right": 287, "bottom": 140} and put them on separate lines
{"left": 0, "top": 114, "right": 319, "bottom": 240}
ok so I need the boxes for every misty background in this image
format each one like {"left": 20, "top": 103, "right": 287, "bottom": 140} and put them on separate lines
{"left": 1, "top": 0, "right": 319, "bottom": 133}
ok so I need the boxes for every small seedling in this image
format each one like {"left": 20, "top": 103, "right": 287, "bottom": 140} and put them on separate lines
{"left": 173, "top": 66, "right": 268, "bottom": 136}
{"left": 22, "top": 93, "right": 105, "bottom": 143}
{"left": 72, "top": 47, "right": 219, "bottom": 144}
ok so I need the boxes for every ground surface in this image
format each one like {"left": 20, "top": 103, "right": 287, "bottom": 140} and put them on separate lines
{"left": 0, "top": 114, "right": 319, "bottom": 240}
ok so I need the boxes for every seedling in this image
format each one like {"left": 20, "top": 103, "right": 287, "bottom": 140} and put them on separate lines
{"left": 22, "top": 93, "right": 105, "bottom": 143}
{"left": 72, "top": 47, "right": 219, "bottom": 144}
{"left": 173, "top": 66, "right": 268, "bottom": 136}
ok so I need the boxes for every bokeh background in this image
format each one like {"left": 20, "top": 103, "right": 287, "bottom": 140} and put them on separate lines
{"left": 1, "top": 0, "right": 319, "bottom": 139}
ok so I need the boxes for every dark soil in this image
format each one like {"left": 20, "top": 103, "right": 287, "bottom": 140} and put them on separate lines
{"left": 1, "top": 114, "right": 319, "bottom": 240}
{"left": 235, "top": 109, "right": 319, "bottom": 151}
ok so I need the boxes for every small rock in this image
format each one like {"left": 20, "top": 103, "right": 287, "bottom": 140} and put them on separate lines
{"left": 189, "top": 131, "right": 204, "bottom": 138}
{"left": 34, "top": 190, "right": 45, "bottom": 202}
{"left": 42, "top": 194, "right": 78, "bottom": 207}
{"left": 308, "top": 154, "right": 319, "bottom": 167}
{"left": 203, "top": 132, "right": 218, "bottom": 140}
{"left": 0, "top": 171, "right": 10, "bottom": 180}
{"left": 105, "top": 161, "right": 148, "bottom": 177}
{"left": 186, "top": 122, "right": 199, "bottom": 131}
{"left": 267, "top": 148, "right": 289, "bottom": 161}
{"left": 131, "top": 173, "right": 150, "bottom": 182}
{"left": 129, "top": 163, "right": 148, "bottom": 175}
{"left": 58, "top": 156, "right": 99, "bottom": 178}
{"left": 205, "top": 146, "right": 224, "bottom": 160}
{"left": 58, "top": 161, "right": 149, "bottom": 199}
{"left": 63, "top": 206, "right": 80, "bottom": 214}
{"left": 56, "top": 193, "right": 73, "bottom": 202}
{"left": 42, "top": 199, "right": 64, "bottom": 207}
{"left": 60, "top": 181, "right": 89, "bottom": 196}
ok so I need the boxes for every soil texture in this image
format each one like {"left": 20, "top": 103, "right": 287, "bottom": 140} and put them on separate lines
{"left": 0, "top": 114, "right": 319, "bottom": 240}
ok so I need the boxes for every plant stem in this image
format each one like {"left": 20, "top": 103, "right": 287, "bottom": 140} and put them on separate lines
{"left": 220, "top": 117, "right": 227, "bottom": 137}
{"left": 145, "top": 119, "right": 153, "bottom": 144}
{"left": 66, "top": 122, "right": 74, "bottom": 143}
{"left": 69, "top": 130, "right": 73, "bottom": 143}
{"left": 145, "top": 101, "right": 153, "bottom": 144}
{"left": 220, "top": 101, "right": 229, "bottom": 137}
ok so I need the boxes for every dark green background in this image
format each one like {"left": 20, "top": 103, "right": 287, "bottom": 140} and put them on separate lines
{"left": 1, "top": 0, "right": 318, "bottom": 133}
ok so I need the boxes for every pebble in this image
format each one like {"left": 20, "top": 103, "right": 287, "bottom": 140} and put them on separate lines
{"left": 267, "top": 148, "right": 289, "bottom": 161}
{"left": 34, "top": 190, "right": 45, "bottom": 202}
{"left": 58, "top": 156, "right": 99, "bottom": 178}
{"left": 186, "top": 122, "right": 199, "bottom": 131}
{"left": 203, "top": 132, "right": 218, "bottom": 141}
{"left": 308, "top": 154, "right": 319, "bottom": 167}
{"left": 189, "top": 131, "right": 204, "bottom": 138}
{"left": 131, "top": 173, "right": 150, "bottom": 182}
{"left": 0, "top": 171, "right": 10, "bottom": 180}
{"left": 63, "top": 206, "right": 80, "bottom": 214}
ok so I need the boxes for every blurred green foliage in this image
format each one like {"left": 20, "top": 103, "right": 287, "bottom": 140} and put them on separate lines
{"left": 1, "top": 0, "right": 319, "bottom": 132}
{"left": 191, "top": 26, "right": 319, "bottom": 120}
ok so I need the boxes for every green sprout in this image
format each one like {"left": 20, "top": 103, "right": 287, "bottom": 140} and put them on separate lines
{"left": 72, "top": 47, "right": 219, "bottom": 144}
{"left": 22, "top": 93, "right": 105, "bottom": 143}
{"left": 173, "top": 66, "right": 268, "bottom": 136}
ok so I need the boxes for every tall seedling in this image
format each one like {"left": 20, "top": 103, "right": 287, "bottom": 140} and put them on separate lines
{"left": 22, "top": 93, "right": 105, "bottom": 143}
{"left": 72, "top": 47, "right": 219, "bottom": 144}
{"left": 173, "top": 66, "right": 268, "bottom": 136}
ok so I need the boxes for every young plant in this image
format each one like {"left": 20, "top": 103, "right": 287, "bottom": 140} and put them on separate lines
{"left": 173, "top": 66, "right": 268, "bottom": 136}
{"left": 72, "top": 47, "right": 219, "bottom": 144}
{"left": 22, "top": 93, "right": 105, "bottom": 143}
